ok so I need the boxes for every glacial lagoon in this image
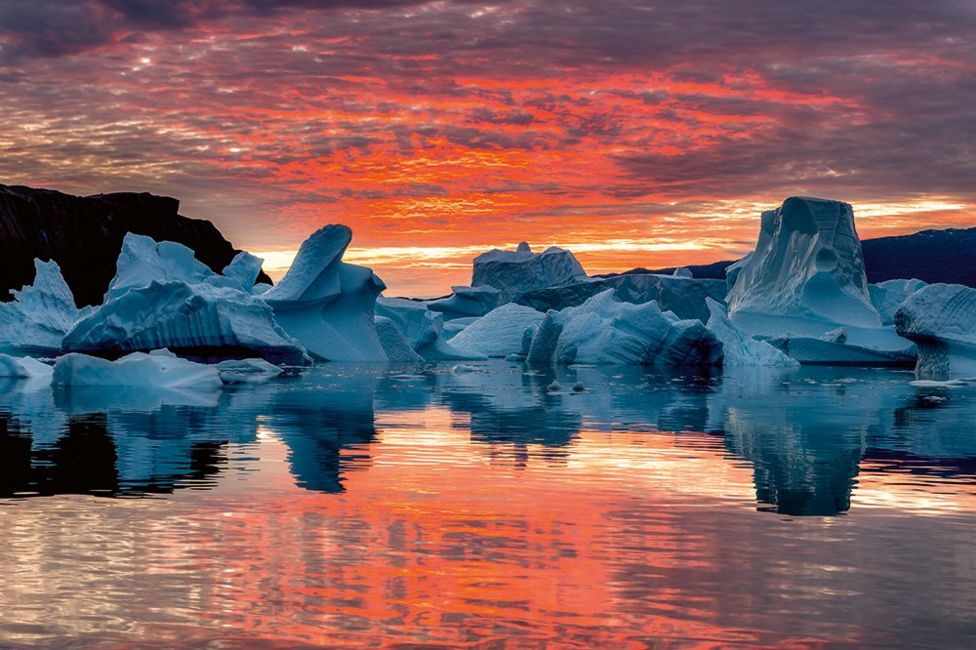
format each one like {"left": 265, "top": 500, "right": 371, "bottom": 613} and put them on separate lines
{"left": 1, "top": 361, "right": 975, "bottom": 647}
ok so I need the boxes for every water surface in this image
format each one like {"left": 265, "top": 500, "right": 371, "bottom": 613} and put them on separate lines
{"left": 1, "top": 362, "right": 975, "bottom": 647}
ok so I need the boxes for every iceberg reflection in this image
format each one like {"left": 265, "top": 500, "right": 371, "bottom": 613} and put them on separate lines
{"left": 0, "top": 362, "right": 974, "bottom": 516}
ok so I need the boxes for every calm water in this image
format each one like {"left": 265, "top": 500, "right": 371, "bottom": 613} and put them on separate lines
{"left": 1, "top": 361, "right": 975, "bottom": 648}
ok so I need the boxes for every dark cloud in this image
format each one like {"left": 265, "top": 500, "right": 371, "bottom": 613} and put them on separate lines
{"left": 0, "top": 0, "right": 973, "bottom": 262}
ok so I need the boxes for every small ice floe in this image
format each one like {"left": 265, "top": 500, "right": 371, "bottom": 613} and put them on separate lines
{"left": 547, "top": 380, "right": 562, "bottom": 393}
{"left": 909, "top": 379, "right": 970, "bottom": 388}
{"left": 451, "top": 364, "right": 479, "bottom": 374}
{"left": 571, "top": 382, "right": 586, "bottom": 393}
{"left": 216, "top": 358, "right": 284, "bottom": 384}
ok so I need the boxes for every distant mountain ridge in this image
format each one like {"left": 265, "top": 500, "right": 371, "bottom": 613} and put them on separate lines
{"left": 0, "top": 184, "right": 271, "bottom": 307}
{"left": 605, "top": 227, "right": 976, "bottom": 287}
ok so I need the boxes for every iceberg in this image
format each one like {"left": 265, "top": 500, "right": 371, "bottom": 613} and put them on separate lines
{"left": 63, "top": 280, "right": 308, "bottom": 365}
{"left": 216, "top": 358, "right": 285, "bottom": 384}
{"left": 472, "top": 242, "right": 587, "bottom": 301}
{"left": 105, "top": 233, "right": 225, "bottom": 300}
{"left": 726, "top": 196, "right": 915, "bottom": 363}
{"left": 0, "top": 259, "right": 83, "bottom": 356}
{"left": 869, "top": 279, "right": 928, "bottom": 326}
{"left": 705, "top": 299, "right": 798, "bottom": 367}
{"left": 0, "top": 354, "right": 55, "bottom": 381}
{"left": 375, "top": 297, "right": 485, "bottom": 361}
{"left": 527, "top": 289, "right": 723, "bottom": 367}
{"left": 262, "top": 225, "right": 388, "bottom": 362}
{"left": 727, "top": 197, "right": 880, "bottom": 334}
{"left": 895, "top": 283, "right": 976, "bottom": 380}
{"left": 516, "top": 273, "right": 726, "bottom": 323}
{"left": 449, "top": 303, "right": 546, "bottom": 358}
{"left": 53, "top": 349, "right": 223, "bottom": 390}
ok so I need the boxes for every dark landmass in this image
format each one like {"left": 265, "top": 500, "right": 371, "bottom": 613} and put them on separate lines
{"left": 860, "top": 228, "right": 976, "bottom": 286}
{"left": 0, "top": 184, "right": 271, "bottom": 306}
{"left": 603, "top": 227, "right": 976, "bottom": 287}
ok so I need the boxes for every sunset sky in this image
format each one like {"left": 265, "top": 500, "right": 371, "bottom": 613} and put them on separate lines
{"left": 1, "top": 0, "right": 974, "bottom": 296}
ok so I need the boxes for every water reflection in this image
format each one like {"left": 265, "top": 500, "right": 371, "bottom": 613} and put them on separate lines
{"left": 1, "top": 362, "right": 975, "bottom": 516}
{"left": 2, "top": 363, "right": 976, "bottom": 646}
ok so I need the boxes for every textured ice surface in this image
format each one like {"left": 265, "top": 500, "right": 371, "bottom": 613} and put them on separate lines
{"left": 106, "top": 234, "right": 224, "bottom": 301}
{"left": 375, "top": 297, "right": 485, "bottom": 361}
{"left": 64, "top": 280, "right": 308, "bottom": 365}
{"left": 895, "top": 283, "right": 976, "bottom": 380}
{"left": 375, "top": 316, "right": 424, "bottom": 364}
{"left": 472, "top": 242, "right": 587, "bottom": 300}
{"left": 705, "top": 299, "right": 798, "bottom": 367}
{"left": 870, "top": 279, "right": 928, "bottom": 326}
{"left": 527, "top": 289, "right": 722, "bottom": 367}
{"left": 221, "top": 251, "right": 266, "bottom": 293}
{"left": 263, "top": 225, "right": 388, "bottom": 362}
{"left": 216, "top": 358, "right": 284, "bottom": 384}
{"left": 516, "top": 273, "right": 726, "bottom": 323}
{"left": 53, "top": 349, "right": 222, "bottom": 389}
{"left": 728, "top": 197, "right": 881, "bottom": 335}
{"left": 449, "top": 303, "right": 546, "bottom": 358}
{"left": 0, "top": 354, "right": 54, "bottom": 380}
{"left": 0, "top": 259, "right": 83, "bottom": 356}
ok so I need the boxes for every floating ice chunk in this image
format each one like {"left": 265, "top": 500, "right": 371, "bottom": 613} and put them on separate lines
{"left": 705, "top": 298, "right": 798, "bottom": 367}
{"left": 262, "top": 225, "right": 387, "bottom": 362}
{"left": 895, "top": 283, "right": 976, "bottom": 380}
{"left": 869, "top": 279, "right": 928, "bottom": 326}
{"left": 376, "top": 297, "right": 485, "bottom": 361}
{"left": 728, "top": 197, "right": 883, "bottom": 336}
{"left": 64, "top": 280, "right": 308, "bottom": 365}
{"left": 0, "top": 259, "right": 83, "bottom": 356}
{"left": 767, "top": 336, "right": 915, "bottom": 367}
{"left": 472, "top": 242, "right": 587, "bottom": 300}
{"left": 0, "top": 354, "right": 54, "bottom": 380}
{"left": 375, "top": 316, "right": 424, "bottom": 364}
{"left": 528, "top": 289, "right": 722, "bottom": 367}
{"left": 426, "top": 285, "right": 503, "bottom": 320}
{"left": 216, "top": 358, "right": 284, "bottom": 384}
{"left": 672, "top": 267, "right": 693, "bottom": 278}
{"left": 449, "top": 303, "right": 546, "bottom": 358}
{"left": 53, "top": 349, "right": 223, "bottom": 390}
{"left": 222, "top": 251, "right": 266, "bottom": 292}
{"left": 106, "top": 233, "right": 218, "bottom": 300}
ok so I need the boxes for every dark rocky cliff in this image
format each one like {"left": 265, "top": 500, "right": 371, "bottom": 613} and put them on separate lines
{"left": 0, "top": 184, "right": 271, "bottom": 306}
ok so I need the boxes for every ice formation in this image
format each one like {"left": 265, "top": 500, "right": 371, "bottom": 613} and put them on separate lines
{"left": 449, "top": 303, "right": 546, "bottom": 358}
{"left": 63, "top": 280, "right": 308, "bottom": 365}
{"left": 727, "top": 197, "right": 881, "bottom": 334}
{"left": 0, "top": 353, "right": 55, "bottom": 380}
{"left": 262, "top": 225, "right": 388, "bottom": 362}
{"left": 705, "top": 299, "right": 798, "bottom": 367}
{"left": 222, "top": 251, "right": 266, "bottom": 293}
{"left": 0, "top": 259, "right": 83, "bottom": 356}
{"left": 375, "top": 315, "right": 424, "bottom": 364}
{"left": 426, "top": 285, "right": 503, "bottom": 320}
{"left": 53, "top": 349, "right": 223, "bottom": 390}
{"left": 106, "top": 233, "right": 224, "bottom": 300}
{"left": 725, "top": 197, "right": 917, "bottom": 363}
{"left": 869, "top": 279, "right": 928, "bottom": 326}
{"left": 472, "top": 242, "right": 587, "bottom": 300}
{"left": 526, "top": 289, "right": 723, "bottom": 367}
{"left": 516, "top": 273, "right": 726, "bottom": 323}
{"left": 375, "top": 297, "right": 485, "bottom": 361}
{"left": 673, "top": 267, "right": 693, "bottom": 279}
{"left": 895, "top": 284, "right": 976, "bottom": 380}
{"left": 216, "top": 358, "right": 285, "bottom": 384}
